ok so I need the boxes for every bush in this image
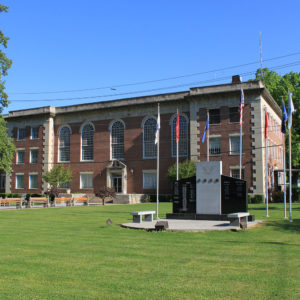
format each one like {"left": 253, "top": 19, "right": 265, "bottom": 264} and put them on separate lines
{"left": 147, "top": 194, "right": 172, "bottom": 202}
{"left": 253, "top": 194, "right": 264, "bottom": 204}
{"left": 271, "top": 191, "right": 283, "bottom": 203}
{"left": 0, "top": 193, "right": 22, "bottom": 198}
{"left": 247, "top": 194, "right": 253, "bottom": 204}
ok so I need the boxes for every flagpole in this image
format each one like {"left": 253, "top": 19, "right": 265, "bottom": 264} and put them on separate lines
{"left": 207, "top": 111, "right": 209, "bottom": 162}
{"left": 283, "top": 133, "right": 287, "bottom": 219}
{"left": 265, "top": 109, "right": 269, "bottom": 217}
{"left": 239, "top": 120, "right": 243, "bottom": 179}
{"left": 156, "top": 103, "right": 160, "bottom": 220}
{"left": 288, "top": 127, "right": 292, "bottom": 222}
{"left": 176, "top": 108, "right": 179, "bottom": 181}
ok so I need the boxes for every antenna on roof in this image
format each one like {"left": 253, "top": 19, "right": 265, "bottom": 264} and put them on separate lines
{"left": 259, "top": 32, "right": 264, "bottom": 79}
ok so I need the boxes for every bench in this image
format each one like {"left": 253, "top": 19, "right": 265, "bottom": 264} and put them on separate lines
{"left": 0, "top": 198, "right": 23, "bottom": 209}
{"left": 73, "top": 197, "right": 89, "bottom": 206}
{"left": 227, "top": 212, "right": 250, "bottom": 228}
{"left": 130, "top": 211, "right": 155, "bottom": 223}
{"left": 55, "top": 197, "right": 72, "bottom": 207}
{"left": 29, "top": 197, "right": 49, "bottom": 208}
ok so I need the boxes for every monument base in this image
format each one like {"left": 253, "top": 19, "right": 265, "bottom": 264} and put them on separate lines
{"left": 166, "top": 213, "right": 255, "bottom": 222}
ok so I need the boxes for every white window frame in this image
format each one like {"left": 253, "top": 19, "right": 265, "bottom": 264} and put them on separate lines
{"left": 171, "top": 114, "right": 188, "bottom": 157}
{"left": 17, "top": 128, "right": 26, "bottom": 141}
{"left": 29, "top": 173, "right": 38, "bottom": 189}
{"left": 142, "top": 117, "right": 157, "bottom": 159}
{"left": 229, "top": 134, "right": 244, "bottom": 155}
{"left": 31, "top": 127, "right": 39, "bottom": 139}
{"left": 110, "top": 120, "right": 125, "bottom": 160}
{"left": 230, "top": 166, "right": 245, "bottom": 179}
{"left": 58, "top": 125, "right": 71, "bottom": 162}
{"left": 143, "top": 170, "right": 157, "bottom": 189}
{"left": 17, "top": 149, "right": 25, "bottom": 164}
{"left": 80, "top": 123, "right": 95, "bottom": 162}
{"left": 209, "top": 135, "right": 221, "bottom": 156}
{"left": 30, "top": 148, "right": 39, "bottom": 164}
{"left": 80, "top": 172, "right": 93, "bottom": 189}
{"left": 16, "top": 173, "right": 25, "bottom": 189}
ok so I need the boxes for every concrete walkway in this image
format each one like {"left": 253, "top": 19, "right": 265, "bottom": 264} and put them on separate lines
{"left": 121, "top": 219, "right": 261, "bottom": 232}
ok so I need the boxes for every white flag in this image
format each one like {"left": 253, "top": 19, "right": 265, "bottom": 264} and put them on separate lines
{"left": 288, "top": 92, "right": 295, "bottom": 129}
{"left": 155, "top": 107, "right": 160, "bottom": 144}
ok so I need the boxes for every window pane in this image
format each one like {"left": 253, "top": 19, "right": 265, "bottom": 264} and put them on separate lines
{"left": 30, "top": 149, "right": 38, "bottom": 163}
{"left": 17, "top": 150, "right": 25, "bottom": 164}
{"left": 231, "top": 168, "right": 245, "bottom": 179}
{"left": 111, "top": 121, "right": 124, "bottom": 160}
{"left": 229, "top": 107, "right": 239, "bottom": 123}
{"left": 143, "top": 118, "right": 157, "bottom": 158}
{"left": 143, "top": 172, "right": 157, "bottom": 189}
{"left": 172, "top": 115, "right": 188, "bottom": 156}
{"left": 209, "top": 109, "right": 220, "bottom": 124}
{"left": 31, "top": 127, "right": 39, "bottom": 139}
{"left": 209, "top": 137, "right": 221, "bottom": 155}
{"left": 81, "top": 174, "right": 93, "bottom": 188}
{"left": 82, "top": 125, "right": 94, "bottom": 161}
{"left": 230, "top": 136, "right": 244, "bottom": 154}
{"left": 16, "top": 175, "right": 24, "bottom": 189}
{"left": 59, "top": 127, "right": 71, "bottom": 162}
{"left": 29, "top": 175, "right": 38, "bottom": 189}
{"left": 18, "top": 128, "right": 26, "bottom": 140}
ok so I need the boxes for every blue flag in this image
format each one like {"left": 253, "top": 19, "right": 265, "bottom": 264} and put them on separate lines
{"left": 281, "top": 98, "right": 288, "bottom": 134}
{"left": 202, "top": 113, "right": 209, "bottom": 143}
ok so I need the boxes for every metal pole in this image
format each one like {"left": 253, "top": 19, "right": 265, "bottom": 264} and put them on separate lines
{"left": 156, "top": 103, "right": 160, "bottom": 220}
{"left": 239, "top": 121, "right": 243, "bottom": 179}
{"left": 288, "top": 129, "right": 292, "bottom": 222}
{"left": 176, "top": 108, "right": 179, "bottom": 181}
{"left": 207, "top": 111, "right": 209, "bottom": 162}
{"left": 283, "top": 134, "right": 287, "bottom": 219}
{"left": 265, "top": 109, "right": 269, "bottom": 217}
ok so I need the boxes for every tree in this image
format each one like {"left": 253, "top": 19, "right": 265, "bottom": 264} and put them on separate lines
{"left": 43, "top": 165, "right": 72, "bottom": 188}
{"left": 0, "top": 5, "right": 12, "bottom": 111}
{"left": 256, "top": 68, "right": 300, "bottom": 185}
{"left": 0, "top": 5, "right": 15, "bottom": 173}
{"left": 167, "top": 159, "right": 196, "bottom": 182}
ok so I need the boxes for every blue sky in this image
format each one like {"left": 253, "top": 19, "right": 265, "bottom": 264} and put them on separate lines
{"left": 1, "top": 0, "right": 300, "bottom": 114}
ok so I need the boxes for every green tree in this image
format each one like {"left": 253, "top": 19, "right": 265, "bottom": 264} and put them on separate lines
{"left": 167, "top": 159, "right": 196, "bottom": 182}
{"left": 0, "top": 5, "right": 15, "bottom": 172}
{"left": 43, "top": 165, "right": 72, "bottom": 188}
{"left": 256, "top": 68, "right": 300, "bottom": 185}
{"left": 0, "top": 5, "right": 12, "bottom": 110}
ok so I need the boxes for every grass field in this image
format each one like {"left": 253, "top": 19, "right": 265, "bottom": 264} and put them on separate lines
{"left": 0, "top": 203, "right": 299, "bottom": 300}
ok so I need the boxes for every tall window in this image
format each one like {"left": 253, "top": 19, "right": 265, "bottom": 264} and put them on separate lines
{"left": 143, "top": 118, "right": 157, "bottom": 158}
{"left": 29, "top": 174, "right": 38, "bottom": 189}
{"left": 111, "top": 121, "right": 124, "bottom": 160}
{"left": 80, "top": 173, "right": 93, "bottom": 189}
{"left": 81, "top": 124, "right": 94, "bottom": 161}
{"left": 31, "top": 127, "right": 39, "bottom": 139}
{"left": 16, "top": 174, "right": 24, "bottom": 189}
{"left": 229, "top": 107, "right": 239, "bottom": 123}
{"left": 17, "top": 128, "right": 26, "bottom": 140}
{"left": 230, "top": 168, "right": 245, "bottom": 179}
{"left": 17, "top": 150, "right": 25, "bottom": 164}
{"left": 172, "top": 115, "right": 188, "bottom": 157}
{"left": 209, "top": 137, "right": 221, "bottom": 155}
{"left": 143, "top": 170, "right": 157, "bottom": 189}
{"left": 30, "top": 149, "right": 38, "bottom": 164}
{"left": 230, "top": 135, "right": 244, "bottom": 155}
{"left": 59, "top": 126, "right": 71, "bottom": 162}
{"left": 209, "top": 109, "right": 220, "bottom": 124}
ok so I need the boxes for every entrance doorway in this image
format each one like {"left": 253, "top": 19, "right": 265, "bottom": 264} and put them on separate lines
{"left": 111, "top": 175, "right": 122, "bottom": 193}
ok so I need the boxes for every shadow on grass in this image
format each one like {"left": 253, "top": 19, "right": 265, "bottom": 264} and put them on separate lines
{"left": 265, "top": 219, "right": 300, "bottom": 233}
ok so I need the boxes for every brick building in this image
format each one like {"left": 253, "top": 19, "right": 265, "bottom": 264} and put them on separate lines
{"left": 1, "top": 77, "right": 284, "bottom": 202}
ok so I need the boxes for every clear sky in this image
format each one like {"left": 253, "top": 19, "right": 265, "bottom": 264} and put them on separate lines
{"left": 1, "top": 0, "right": 300, "bottom": 114}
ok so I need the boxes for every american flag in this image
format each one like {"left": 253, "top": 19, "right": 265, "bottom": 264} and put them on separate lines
{"left": 240, "top": 89, "right": 245, "bottom": 125}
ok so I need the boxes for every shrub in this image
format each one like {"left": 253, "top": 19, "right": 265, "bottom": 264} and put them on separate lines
{"left": 253, "top": 194, "right": 264, "bottom": 204}
{"left": 147, "top": 194, "right": 172, "bottom": 202}
{"left": 167, "top": 160, "right": 196, "bottom": 182}
{"left": 247, "top": 194, "right": 253, "bottom": 204}
{"left": 272, "top": 191, "right": 284, "bottom": 203}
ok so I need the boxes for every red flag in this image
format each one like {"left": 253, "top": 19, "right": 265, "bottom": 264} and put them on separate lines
{"left": 176, "top": 113, "right": 179, "bottom": 143}
{"left": 265, "top": 110, "right": 269, "bottom": 139}
{"left": 240, "top": 89, "right": 245, "bottom": 125}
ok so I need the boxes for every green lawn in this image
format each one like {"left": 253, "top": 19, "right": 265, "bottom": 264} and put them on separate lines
{"left": 0, "top": 203, "right": 299, "bottom": 300}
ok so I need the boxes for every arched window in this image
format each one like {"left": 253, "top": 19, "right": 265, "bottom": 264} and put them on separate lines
{"left": 172, "top": 115, "right": 188, "bottom": 157}
{"left": 111, "top": 121, "right": 124, "bottom": 160}
{"left": 143, "top": 118, "right": 157, "bottom": 158}
{"left": 81, "top": 123, "right": 94, "bottom": 161}
{"left": 59, "top": 126, "right": 71, "bottom": 162}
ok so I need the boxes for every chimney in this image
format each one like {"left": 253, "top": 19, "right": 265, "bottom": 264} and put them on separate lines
{"left": 232, "top": 75, "right": 242, "bottom": 84}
